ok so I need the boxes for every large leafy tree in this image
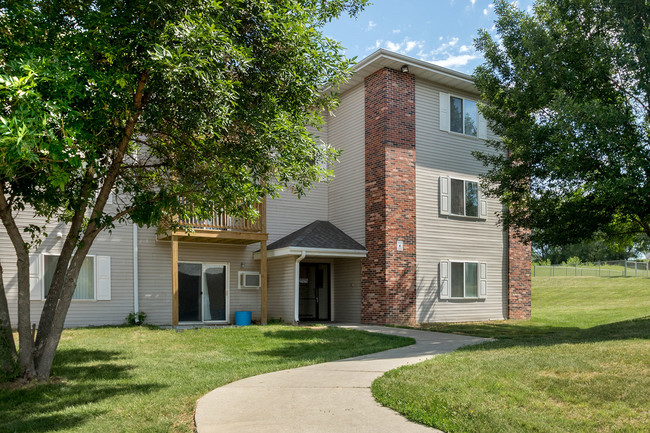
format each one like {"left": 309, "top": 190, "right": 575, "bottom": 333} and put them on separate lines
{"left": 473, "top": 0, "right": 650, "bottom": 245}
{"left": 0, "top": 0, "right": 367, "bottom": 382}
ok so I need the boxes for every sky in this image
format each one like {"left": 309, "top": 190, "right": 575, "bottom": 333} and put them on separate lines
{"left": 324, "top": 0, "right": 535, "bottom": 75}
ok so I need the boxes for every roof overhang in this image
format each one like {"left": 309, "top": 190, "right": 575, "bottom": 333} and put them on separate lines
{"left": 253, "top": 246, "right": 367, "bottom": 260}
{"left": 326, "top": 48, "right": 478, "bottom": 96}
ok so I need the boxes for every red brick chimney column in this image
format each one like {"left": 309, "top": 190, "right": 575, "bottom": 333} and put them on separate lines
{"left": 361, "top": 67, "right": 416, "bottom": 325}
{"left": 508, "top": 228, "right": 532, "bottom": 319}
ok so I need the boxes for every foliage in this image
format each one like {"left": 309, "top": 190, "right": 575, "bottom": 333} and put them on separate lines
{"left": 0, "top": 0, "right": 368, "bottom": 381}
{"left": 562, "top": 256, "right": 582, "bottom": 266}
{"left": 0, "top": 326, "right": 411, "bottom": 432}
{"left": 125, "top": 311, "right": 147, "bottom": 326}
{"left": 374, "top": 277, "right": 650, "bottom": 432}
{"left": 473, "top": 0, "right": 650, "bottom": 246}
{"left": 533, "top": 233, "right": 650, "bottom": 262}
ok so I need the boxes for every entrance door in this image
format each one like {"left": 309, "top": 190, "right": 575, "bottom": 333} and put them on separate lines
{"left": 299, "top": 263, "right": 330, "bottom": 321}
{"left": 178, "top": 263, "right": 228, "bottom": 323}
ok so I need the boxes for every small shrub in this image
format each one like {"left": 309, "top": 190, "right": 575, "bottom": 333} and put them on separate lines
{"left": 126, "top": 311, "right": 147, "bottom": 326}
{"left": 563, "top": 256, "right": 582, "bottom": 266}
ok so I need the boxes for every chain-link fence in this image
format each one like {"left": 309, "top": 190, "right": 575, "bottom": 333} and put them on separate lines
{"left": 533, "top": 260, "right": 650, "bottom": 278}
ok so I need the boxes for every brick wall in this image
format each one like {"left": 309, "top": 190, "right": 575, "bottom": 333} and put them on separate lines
{"left": 508, "top": 228, "right": 531, "bottom": 319}
{"left": 361, "top": 67, "right": 416, "bottom": 325}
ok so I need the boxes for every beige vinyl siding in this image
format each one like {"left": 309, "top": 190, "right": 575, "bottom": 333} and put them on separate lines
{"left": 332, "top": 258, "right": 361, "bottom": 322}
{"left": 267, "top": 256, "right": 296, "bottom": 322}
{"left": 1, "top": 210, "right": 135, "bottom": 328}
{"left": 327, "top": 83, "right": 366, "bottom": 245}
{"left": 137, "top": 228, "right": 262, "bottom": 325}
{"left": 415, "top": 78, "right": 508, "bottom": 323}
{"left": 264, "top": 123, "right": 330, "bottom": 244}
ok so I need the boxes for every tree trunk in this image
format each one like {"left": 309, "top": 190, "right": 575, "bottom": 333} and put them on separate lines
{"left": 34, "top": 237, "right": 98, "bottom": 379}
{"left": 0, "top": 187, "right": 36, "bottom": 380}
{"left": 0, "top": 262, "right": 19, "bottom": 380}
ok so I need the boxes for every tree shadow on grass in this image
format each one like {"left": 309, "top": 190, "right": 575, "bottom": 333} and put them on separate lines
{"left": 0, "top": 348, "right": 163, "bottom": 433}
{"left": 252, "top": 328, "right": 412, "bottom": 362}
{"left": 452, "top": 316, "right": 650, "bottom": 354}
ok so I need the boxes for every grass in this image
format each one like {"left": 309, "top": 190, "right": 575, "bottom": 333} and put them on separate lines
{"left": 0, "top": 325, "right": 412, "bottom": 432}
{"left": 372, "top": 276, "right": 650, "bottom": 433}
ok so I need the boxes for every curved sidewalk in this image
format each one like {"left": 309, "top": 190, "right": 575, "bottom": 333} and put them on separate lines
{"left": 195, "top": 324, "right": 488, "bottom": 433}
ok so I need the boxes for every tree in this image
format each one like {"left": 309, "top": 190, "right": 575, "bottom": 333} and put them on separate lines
{"left": 473, "top": 0, "right": 650, "bottom": 246}
{"left": 0, "top": 0, "right": 367, "bottom": 382}
{"left": 532, "top": 233, "right": 649, "bottom": 263}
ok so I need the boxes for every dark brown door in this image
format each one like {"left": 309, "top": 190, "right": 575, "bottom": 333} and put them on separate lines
{"left": 299, "top": 263, "right": 331, "bottom": 321}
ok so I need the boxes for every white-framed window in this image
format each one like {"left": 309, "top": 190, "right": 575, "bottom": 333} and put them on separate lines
{"left": 439, "top": 176, "right": 488, "bottom": 218}
{"left": 29, "top": 253, "right": 111, "bottom": 301}
{"left": 238, "top": 271, "right": 261, "bottom": 289}
{"left": 44, "top": 255, "right": 95, "bottom": 300}
{"left": 439, "top": 260, "right": 487, "bottom": 299}
{"left": 439, "top": 92, "right": 487, "bottom": 139}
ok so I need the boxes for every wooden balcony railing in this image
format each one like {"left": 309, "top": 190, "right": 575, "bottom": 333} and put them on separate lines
{"left": 176, "top": 200, "right": 266, "bottom": 233}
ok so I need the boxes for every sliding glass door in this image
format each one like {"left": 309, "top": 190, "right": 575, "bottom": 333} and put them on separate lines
{"left": 178, "top": 262, "right": 228, "bottom": 323}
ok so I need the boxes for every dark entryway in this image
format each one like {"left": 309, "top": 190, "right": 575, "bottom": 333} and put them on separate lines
{"left": 299, "top": 263, "right": 331, "bottom": 321}
{"left": 178, "top": 262, "right": 228, "bottom": 323}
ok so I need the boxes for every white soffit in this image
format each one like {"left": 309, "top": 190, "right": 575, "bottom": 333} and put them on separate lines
{"left": 329, "top": 49, "right": 478, "bottom": 96}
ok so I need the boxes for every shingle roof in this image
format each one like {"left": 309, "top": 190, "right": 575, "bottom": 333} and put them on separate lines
{"left": 267, "top": 220, "right": 365, "bottom": 251}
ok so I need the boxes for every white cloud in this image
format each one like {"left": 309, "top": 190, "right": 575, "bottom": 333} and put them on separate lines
{"left": 386, "top": 40, "right": 401, "bottom": 51}
{"left": 415, "top": 36, "right": 480, "bottom": 72}
{"left": 382, "top": 37, "right": 425, "bottom": 54}
{"left": 489, "top": 3, "right": 494, "bottom": 8}
{"left": 430, "top": 54, "right": 479, "bottom": 68}
{"left": 366, "top": 20, "right": 376, "bottom": 31}
{"left": 483, "top": 8, "right": 488, "bottom": 15}
{"left": 392, "top": 29, "right": 401, "bottom": 34}
{"left": 471, "top": 0, "right": 476, "bottom": 5}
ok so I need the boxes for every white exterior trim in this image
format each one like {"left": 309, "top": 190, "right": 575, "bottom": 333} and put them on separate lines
{"left": 254, "top": 247, "right": 367, "bottom": 260}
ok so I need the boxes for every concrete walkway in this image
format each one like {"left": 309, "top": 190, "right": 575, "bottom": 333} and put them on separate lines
{"left": 195, "top": 324, "right": 488, "bottom": 433}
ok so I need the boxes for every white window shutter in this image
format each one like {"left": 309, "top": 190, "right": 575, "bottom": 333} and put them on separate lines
{"left": 96, "top": 256, "right": 111, "bottom": 300}
{"left": 480, "top": 189, "right": 488, "bottom": 219}
{"left": 439, "top": 260, "right": 450, "bottom": 299}
{"left": 478, "top": 111, "right": 488, "bottom": 139}
{"left": 439, "top": 176, "right": 450, "bottom": 215}
{"left": 29, "top": 254, "right": 43, "bottom": 301}
{"left": 479, "top": 262, "right": 487, "bottom": 298}
{"left": 439, "top": 92, "right": 450, "bottom": 132}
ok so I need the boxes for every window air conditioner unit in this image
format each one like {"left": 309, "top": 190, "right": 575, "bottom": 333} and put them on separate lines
{"left": 238, "top": 271, "right": 261, "bottom": 289}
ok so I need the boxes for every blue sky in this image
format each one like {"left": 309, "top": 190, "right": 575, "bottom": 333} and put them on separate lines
{"left": 324, "top": 0, "right": 535, "bottom": 75}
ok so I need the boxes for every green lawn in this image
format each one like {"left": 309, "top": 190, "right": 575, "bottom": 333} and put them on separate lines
{"left": 373, "top": 276, "right": 650, "bottom": 433}
{"left": 1, "top": 325, "right": 411, "bottom": 432}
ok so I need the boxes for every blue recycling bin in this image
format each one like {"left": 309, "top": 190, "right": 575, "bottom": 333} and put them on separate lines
{"left": 235, "top": 311, "right": 252, "bottom": 326}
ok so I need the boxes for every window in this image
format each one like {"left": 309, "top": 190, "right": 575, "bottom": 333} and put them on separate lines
{"left": 450, "top": 179, "right": 479, "bottom": 217}
{"left": 439, "top": 261, "right": 487, "bottom": 299}
{"left": 44, "top": 255, "right": 95, "bottom": 300}
{"left": 451, "top": 262, "right": 478, "bottom": 298}
{"left": 440, "top": 92, "right": 486, "bottom": 139}
{"left": 440, "top": 176, "right": 486, "bottom": 218}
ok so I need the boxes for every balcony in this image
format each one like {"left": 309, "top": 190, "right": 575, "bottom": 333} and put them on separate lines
{"left": 159, "top": 199, "right": 268, "bottom": 245}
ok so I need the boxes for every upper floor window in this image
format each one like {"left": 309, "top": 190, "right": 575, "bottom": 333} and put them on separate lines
{"left": 440, "top": 92, "right": 487, "bottom": 139}
{"left": 450, "top": 96, "right": 477, "bottom": 136}
{"left": 439, "top": 176, "right": 487, "bottom": 219}
{"left": 450, "top": 179, "right": 479, "bottom": 217}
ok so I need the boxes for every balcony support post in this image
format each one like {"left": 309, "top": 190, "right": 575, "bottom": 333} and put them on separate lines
{"left": 171, "top": 236, "right": 179, "bottom": 327}
{"left": 260, "top": 239, "right": 268, "bottom": 325}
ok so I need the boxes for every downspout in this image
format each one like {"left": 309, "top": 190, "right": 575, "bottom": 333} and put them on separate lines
{"left": 132, "top": 223, "right": 139, "bottom": 321}
{"left": 294, "top": 251, "right": 307, "bottom": 323}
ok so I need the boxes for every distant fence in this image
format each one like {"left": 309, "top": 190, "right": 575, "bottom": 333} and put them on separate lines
{"left": 533, "top": 260, "right": 650, "bottom": 278}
